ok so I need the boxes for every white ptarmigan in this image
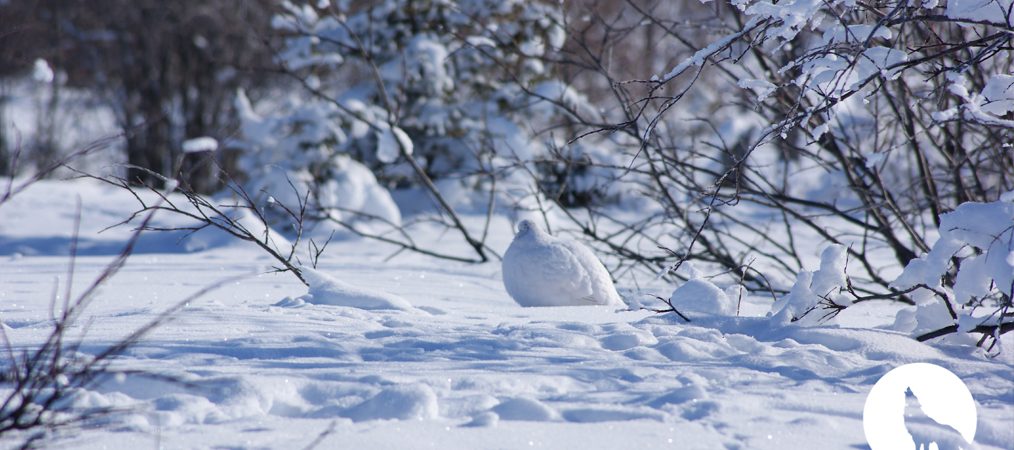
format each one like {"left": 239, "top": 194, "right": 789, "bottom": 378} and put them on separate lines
{"left": 502, "top": 220, "right": 624, "bottom": 307}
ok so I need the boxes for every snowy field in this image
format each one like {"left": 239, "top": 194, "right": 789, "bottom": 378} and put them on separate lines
{"left": 1, "top": 179, "right": 1012, "bottom": 449}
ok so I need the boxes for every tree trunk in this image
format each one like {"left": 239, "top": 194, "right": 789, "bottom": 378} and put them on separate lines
{"left": 125, "top": 111, "right": 170, "bottom": 188}
{"left": 0, "top": 80, "right": 8, "bottom": 176}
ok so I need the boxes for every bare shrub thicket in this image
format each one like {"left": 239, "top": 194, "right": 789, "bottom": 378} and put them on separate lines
{"left": 223, "top": 0, "right": 1011, "bottom": 345}
{"left": 67, "top": 1, "right": 1009, "bottom": 346}
{"left": 0, "top": 214, "right": 233, "bottom": 448}
{"left": 86, "top": 167, "right": 325, "bottom": 286}
{"left": 517, "top": 0, "right": 1012, "bottom": 343}
{"left": 0, "top": 148, "right": 236, "bottom": 447}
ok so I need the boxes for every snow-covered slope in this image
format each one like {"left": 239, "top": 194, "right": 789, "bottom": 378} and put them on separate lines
{"left": 0, "top": 180, "right": 1011, "bottom": 449}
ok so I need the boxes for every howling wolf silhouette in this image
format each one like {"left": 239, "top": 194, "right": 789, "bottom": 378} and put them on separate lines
{"left": 904, "top": 387, "right": 962, "bottom": 450}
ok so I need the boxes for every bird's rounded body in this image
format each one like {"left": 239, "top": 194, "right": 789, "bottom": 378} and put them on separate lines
{"left": 502, "top": 220, "right": 623, "bottom": 307}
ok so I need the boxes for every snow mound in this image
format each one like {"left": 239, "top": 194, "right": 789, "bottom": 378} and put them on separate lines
{"left": 298, "top": 267, "right": 413, "bottom": 311}
{"left": 502, "top": 220, "right": 624, "bottom": 307}
{"left": 463, "top": 411, "right": 499, "bottom": 427}
{"left": 599, "top": 329, "right": 658, "bottom": 351}
{"left": 669, "top": 278, "right": 735, "bottom": 316}
{"left": 491, "top": 397, "right": 560, "bottom": 422}
{"left": 345, "top": 384, "right": 438, "bottom": 422}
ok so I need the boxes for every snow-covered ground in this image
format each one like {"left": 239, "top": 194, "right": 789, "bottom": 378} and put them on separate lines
{"left": 1, "top": 179, "right": 1011, "bottom": 449}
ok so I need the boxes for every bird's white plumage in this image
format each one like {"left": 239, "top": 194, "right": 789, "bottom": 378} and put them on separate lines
{"left": 502, "top": 220, "right": 623, "bottom": 307}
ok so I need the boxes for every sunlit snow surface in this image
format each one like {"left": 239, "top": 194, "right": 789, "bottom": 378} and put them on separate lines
{"left": 0, "top": 180, "right": 1011, "bottom": 449}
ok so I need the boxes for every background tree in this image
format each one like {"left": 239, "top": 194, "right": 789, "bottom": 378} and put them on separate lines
{"left": 537, "top": 0, "right": 1013, "bottom": 343}
{"left": 0, "top": 0, "right": 278, "bottom": 191}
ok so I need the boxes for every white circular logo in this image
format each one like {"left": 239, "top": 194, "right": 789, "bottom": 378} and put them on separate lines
{"left": 863, "top": 363, "right": 977, "bottom": 450}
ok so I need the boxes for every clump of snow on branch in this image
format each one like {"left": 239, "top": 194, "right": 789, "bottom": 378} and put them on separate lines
{"left": 375, "top": 126, "right": 412, "bottom": 164}
{"left": 661, "top": 0, "right": 1012, "bottom": 143}
{"left": 32, "top": 59, "right": 55, "bottom": 83}
{"left": 737, "top": 79, "right": 777, "bottom": 102}
{"left": 939, "top": 74, "right": 1014, "bottom": 128}
{"left": 945, "top": 0, "right": 1014, "bottom": 24}
{"left": 771, "top": 244, "right": 849, "bottom": 325}
{"left": 380, "top": 35, "right": 454, "bottom": 96}
{"left": 182, "top": 137, "right": 218, "bottom": 153}
{"left": 892, "top": 201, "right": 1014, "bottom": 335}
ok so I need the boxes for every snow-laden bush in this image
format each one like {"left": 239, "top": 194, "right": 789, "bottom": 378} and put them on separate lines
{"left": 262, "top": 0, "right": 571, "bottom": 192}
{"left": 498, "top": 0, "right": 1014, "bottom": 347}
{"left": 749, "top": 199, "right": 1013, "bottom": 344}
{"left": 892, "top": 199, "right": 1014, "bottom": 343}
{"left": 230, "top": 0, "right": 612, "bottom": 263}
{"left": 670, "top": 195, "right": 1012, "bottom": 346}
{"left": 543, "top": 0, "right": 1010, "bottom": 303}
{"left": 231, "top": 90, "right": 401, "bottom": 225}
